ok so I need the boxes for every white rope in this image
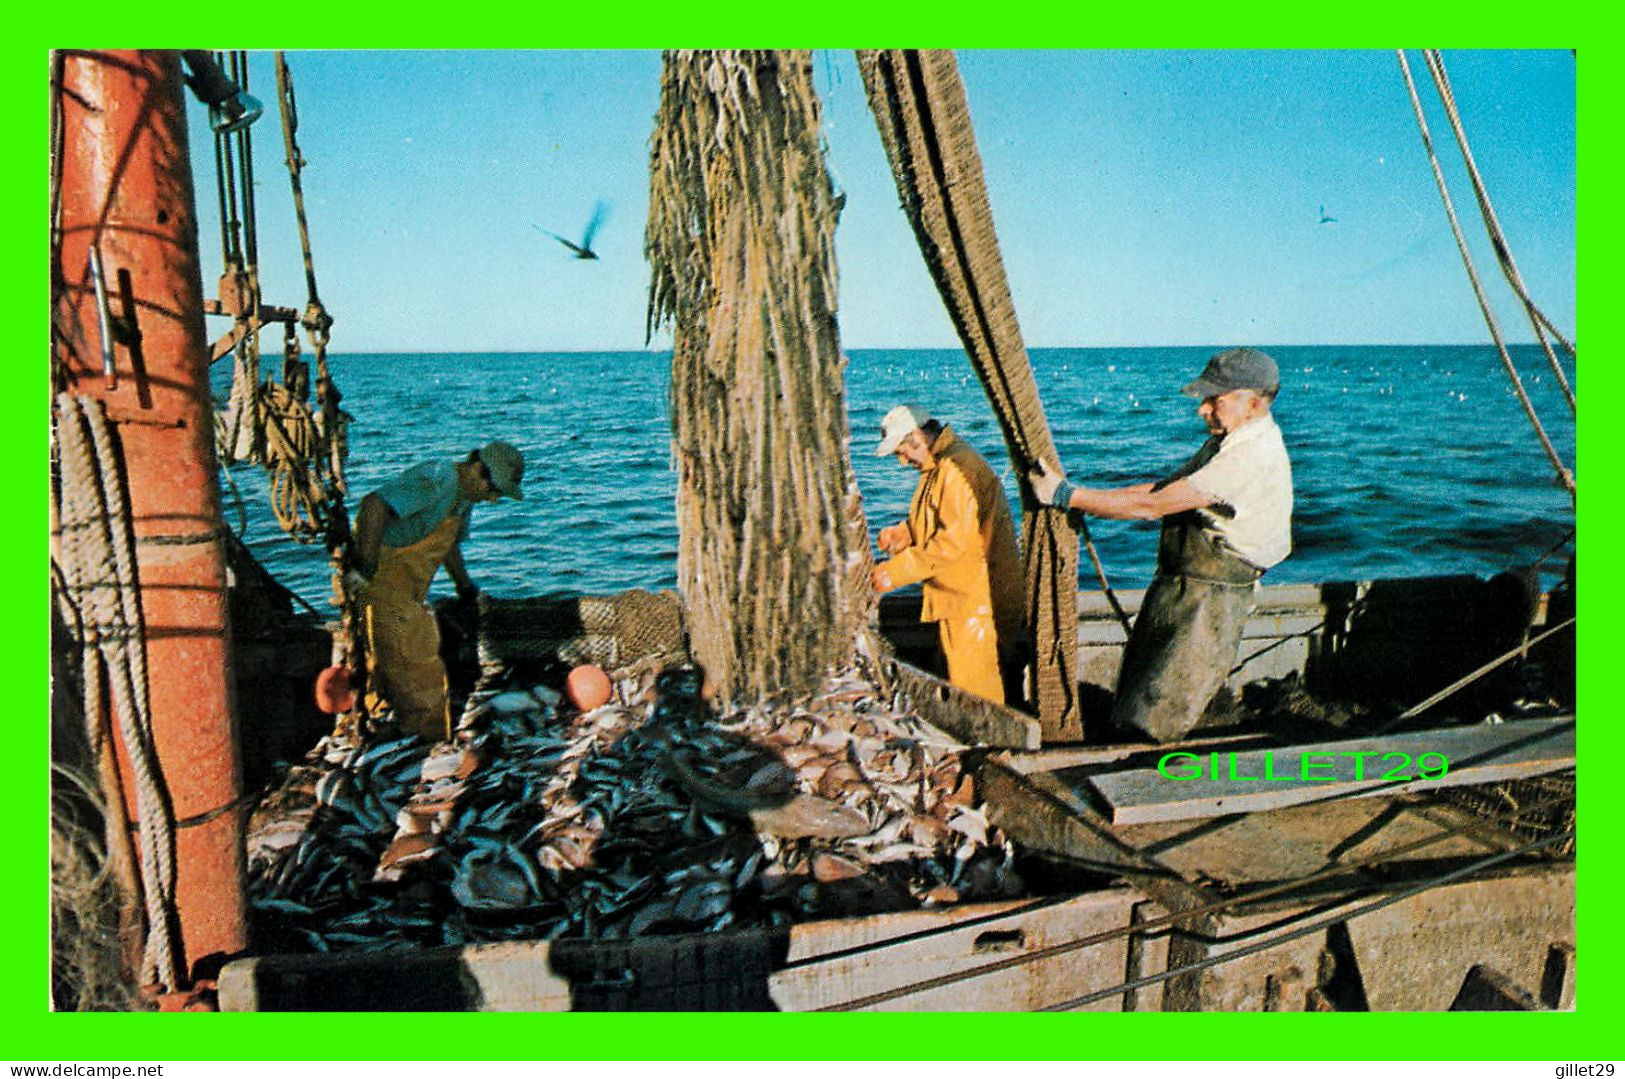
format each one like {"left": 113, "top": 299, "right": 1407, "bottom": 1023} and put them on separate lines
{"left": 53, "top": 393, "right": 183, "bottom": 991}
{"left": 219, "top": 346, "right": 262, "bottom": 464}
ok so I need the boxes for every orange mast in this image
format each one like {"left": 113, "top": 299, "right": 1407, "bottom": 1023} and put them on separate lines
{"left": 53, "top": 50, "right": 248, "bottom": 995}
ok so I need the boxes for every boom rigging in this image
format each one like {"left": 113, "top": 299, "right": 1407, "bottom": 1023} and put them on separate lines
{"left": 1397, "top": 49, "right": 1576, "bottom": 502}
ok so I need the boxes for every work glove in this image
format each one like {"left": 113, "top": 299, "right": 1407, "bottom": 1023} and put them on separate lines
{"left": 1028, "top": 459, "right": 1078, "bottom": 510}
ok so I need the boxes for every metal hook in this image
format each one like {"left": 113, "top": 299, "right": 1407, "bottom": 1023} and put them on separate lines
{"left": 87, "top": 246, "right": 117, "bottom": 390}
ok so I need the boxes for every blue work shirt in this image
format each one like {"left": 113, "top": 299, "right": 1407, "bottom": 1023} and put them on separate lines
{"left": 374, "top": 459, "right": 472, "bottom": 549}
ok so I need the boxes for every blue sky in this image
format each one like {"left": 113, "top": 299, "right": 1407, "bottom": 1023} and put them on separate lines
{"left": 187, "top": 49, "right": 1575, "bottom": 352}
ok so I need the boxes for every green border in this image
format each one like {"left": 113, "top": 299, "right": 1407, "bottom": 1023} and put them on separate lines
{"left": 19, "top": 8, "right": 1614, "bottom": 1063}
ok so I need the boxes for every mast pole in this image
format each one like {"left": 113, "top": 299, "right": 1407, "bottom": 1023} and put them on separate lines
{"left": 53, "top": 49, "right": 248, "bottom": 992}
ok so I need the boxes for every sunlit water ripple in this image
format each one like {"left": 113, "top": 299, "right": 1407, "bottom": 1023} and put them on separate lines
{"left": 213, "top": 345, "right": 1576, "bottom": 610}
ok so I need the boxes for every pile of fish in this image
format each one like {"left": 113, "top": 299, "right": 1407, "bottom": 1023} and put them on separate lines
{"left": 246, "top": 664, "right": 1024, "bottom": 954}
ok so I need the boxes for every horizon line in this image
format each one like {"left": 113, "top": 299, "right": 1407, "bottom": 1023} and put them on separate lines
{"left": 319, "top": 341, "right": 1568, "bottom": 356}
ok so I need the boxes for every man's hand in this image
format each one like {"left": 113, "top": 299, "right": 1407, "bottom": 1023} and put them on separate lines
{"left": 871, "top": 563, "right": 894, "bottom": 593}
{"left": 343, "top": 569, "right": 371, "bottom": 598}
{"left": 1027, "top": 458, "right": 1077, "bottom": 509}
{"left": 877, "top": 523, "right": 910, "bottom": 555}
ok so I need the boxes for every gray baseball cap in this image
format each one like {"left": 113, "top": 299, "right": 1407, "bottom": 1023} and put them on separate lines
{"left": 1182, "top": 347, "right": 1280, "bottom": 398}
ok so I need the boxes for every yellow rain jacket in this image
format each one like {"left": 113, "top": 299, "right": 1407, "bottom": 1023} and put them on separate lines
{"left": 879, "top": 427, "right": 1024, "bottom": 703}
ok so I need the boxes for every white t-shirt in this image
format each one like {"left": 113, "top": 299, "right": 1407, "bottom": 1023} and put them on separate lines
{"left": 1184, "top": 413, "right": 1294, "bottom": 570}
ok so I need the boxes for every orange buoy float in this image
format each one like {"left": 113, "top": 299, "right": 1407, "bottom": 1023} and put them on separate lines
{"left": 314, "top": 665, "right": 357, "bottom": 714}
{"left": 565, "top": 664, "right": 612, "bottom": 711}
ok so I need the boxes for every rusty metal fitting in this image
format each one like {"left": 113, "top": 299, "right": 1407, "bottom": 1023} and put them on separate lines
{"left": 216, "top": 271, "right": 251, "bottom": 316}
{"left": 301, "top": 300, "right": 333, "bottom": 341}
{"left": 149, "top": 979, "right": 219, "bottom": 1012}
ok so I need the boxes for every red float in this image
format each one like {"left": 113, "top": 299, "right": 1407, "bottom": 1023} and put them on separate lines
{"left": 314, "top": 665, "right": 357, "bottom": 714}
{"left": 565, "top": 664, "right": 613, "bottom": 711}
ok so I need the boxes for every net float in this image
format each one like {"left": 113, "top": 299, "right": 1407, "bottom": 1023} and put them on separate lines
{"left": 565, "top": 664, "right": 612, "bottom": 711}
{"left": 314, "top": 665, "right": 357, "bottom": 714}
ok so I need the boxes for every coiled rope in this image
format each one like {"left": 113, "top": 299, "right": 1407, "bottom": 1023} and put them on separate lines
{"left": 52, "top": 393, "right": 183, "bottom": 992}
{"left": 1396, "top": 50, "right": 1575, "bottom": 500}
{"left": 210, "top": 51, "right": 348, "bottom": 552}
{"left": 261, "top": 379, "right": 330, "bottom": 541}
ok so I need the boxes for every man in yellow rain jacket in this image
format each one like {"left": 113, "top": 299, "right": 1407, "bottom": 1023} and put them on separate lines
{"left": 870, "top": 405, "right": 1024, "bottom": 704}
{"left": 348, "top": 441, "right": 525, "bottom": 740}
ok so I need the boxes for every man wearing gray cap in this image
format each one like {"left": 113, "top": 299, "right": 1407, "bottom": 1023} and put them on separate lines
{"left": 1029, "top": 348, "right": 1293, "bottom": 742}
{"left": 350, "top": 441, "right": 525, "bottom": 740}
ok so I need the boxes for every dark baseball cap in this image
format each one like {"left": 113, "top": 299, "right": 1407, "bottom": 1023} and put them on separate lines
{"left": 1182, "top": 347, "right": 1281, "bottom": 398}
{"left": 478, "top": 440, "right": 525, "bottom": 499}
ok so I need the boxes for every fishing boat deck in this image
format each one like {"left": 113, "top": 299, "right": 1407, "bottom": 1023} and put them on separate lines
{"left": 218, "top": 569, "right": 1574, "bottom": 1011}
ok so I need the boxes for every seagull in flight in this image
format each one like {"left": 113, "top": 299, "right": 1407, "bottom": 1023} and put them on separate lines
{"left": 1318, "top": 204, "right": 1338, "bottom": 225}
{"left": 534, "top": 200, "right": 608, "bottom": 260}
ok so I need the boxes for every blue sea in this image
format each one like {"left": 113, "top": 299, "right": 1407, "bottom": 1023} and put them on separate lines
{"left": 214, "top": 346, "right": 1576, "bottom": 610}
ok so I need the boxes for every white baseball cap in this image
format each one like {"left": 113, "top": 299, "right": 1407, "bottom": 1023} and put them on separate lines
{"left": 874, "top": 404, "right": 932, "bottom": 457}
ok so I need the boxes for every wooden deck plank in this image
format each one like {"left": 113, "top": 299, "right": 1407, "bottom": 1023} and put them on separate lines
{"left": 1113, "top": 796, "right": 1503, "bottom": 887}
{"left": 771, "top": 889, "right": 1148, "bottom": 1011}
{"left": 1088, "top": 718, "right": 1574, "bottom": 826}
{"left": 975, "top": 757, "right": 1222, "bottom": 1011}
{"left": 996, "top": 732, "right": 1272, "bottom": 776}
{"left": 218, "top": 893, "right": 1151, "bottom": 1012}
{"left": 886, "top": 658, "right": 1042, "bottom": 750}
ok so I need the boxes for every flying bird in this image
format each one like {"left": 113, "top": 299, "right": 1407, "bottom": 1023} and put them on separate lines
{"left": 1318, "top": 204, "right": 1338, "bottom": 225}
{"left": 534, "top": 201, "right": 608, "bottom": 260}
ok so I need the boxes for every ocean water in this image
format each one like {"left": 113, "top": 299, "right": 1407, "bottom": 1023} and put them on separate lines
{"left": 213, "top": 345, "right": 1576, "bottom": 610}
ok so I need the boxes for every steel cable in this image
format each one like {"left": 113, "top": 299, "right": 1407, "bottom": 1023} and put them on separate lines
{"left": 1039, "top": 830, "right": 1570, "bottom": 1011}
{"left": 1396, "top": 51, "right": 1574, "bottom": 500}
{"left": 1423, "top": 50, "right": 1575, "bottom": 414}
{"left": 1376, "top": 616, "right": 1576, "bottom": 733}
{"left": 815, "top": 788, "right": 1572, "bottom": 1010}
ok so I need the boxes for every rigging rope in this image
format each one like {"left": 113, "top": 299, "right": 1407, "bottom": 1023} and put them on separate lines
{"left": 275, "top": 53, "right": 350, "bottom": 545}
{"left": 1376, "top": 616, "right": 1575, "bottom": 733}
{"left": 1077, "top": 513, "right": 1133, "bottom": 639}
{"left": 53, "top": 394, "right": 183, "bottom": 992}
{"left": 1422, "top": 50, "right": 1576, "bottom": 414}
{"left": 1528, "top": 527, "right": 1575, "bottom": 572}
{"left": 857, "top": 49, "right": 1083, "bottom": 739}
{"left": 273, "top": 51, "right": 359, "bottom": 679}
{"left": 1396, "top": 50, "right": 1575, "bottom": 501}
{"left": 214, "top": 49, "right": 264, "bottom": 467}
{"left": 206, "top": 51, "right": 353, "bottom": 598}
{"left": 231, "top": 52, "right": 260, "bottom": 272}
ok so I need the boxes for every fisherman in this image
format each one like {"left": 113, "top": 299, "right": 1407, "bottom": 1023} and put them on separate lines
{"left": 348, "top": 441, "right": 525, "bottom": 741}
{"left": 1028, "top": 348, "right": 1294, "bottom": 743}
{"left": 870, "top": 405, "right": 1025, "bottom": 705}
